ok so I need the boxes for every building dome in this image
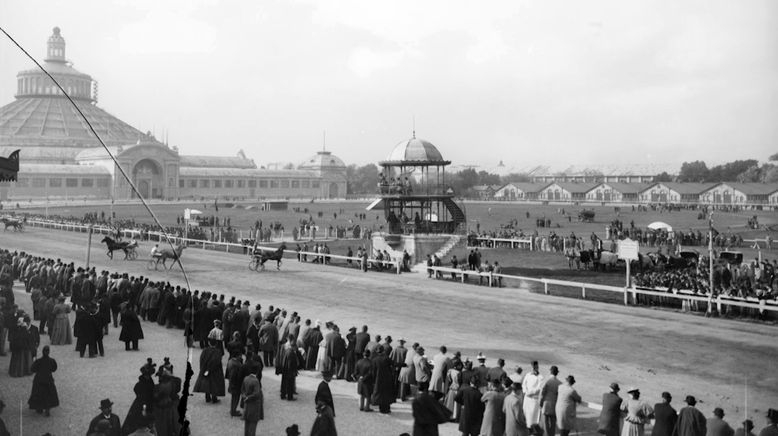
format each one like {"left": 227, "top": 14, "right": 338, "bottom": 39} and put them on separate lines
{"left": 298, "top": 150, "right": 346, "bottom": 171}
{"left": 0, "top": 27, "right": 165, "bottom": 162}
{"left": 385, "top": 136, "right": 447, "bottom": 163}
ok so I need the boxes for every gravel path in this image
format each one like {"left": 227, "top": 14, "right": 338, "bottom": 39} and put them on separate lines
{"left": 0, "top": 227, "right": 776, "bottom": 435}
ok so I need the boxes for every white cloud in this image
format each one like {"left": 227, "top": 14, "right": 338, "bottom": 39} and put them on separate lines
{"left": 348, "top": 46, "right": 406, "bottom": 78}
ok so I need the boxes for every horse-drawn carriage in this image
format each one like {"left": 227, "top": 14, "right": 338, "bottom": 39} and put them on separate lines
{"left": 578, "top": 209, "right": 595, "bottom": 223}
{"left": 100, "top": 236, "right": 138, "bottom": 260}
{"left": 248, "top": 243, "right": 286, "bottom": 271}
{"left": 1, "top": 216, "right": 24, "bottom": 232}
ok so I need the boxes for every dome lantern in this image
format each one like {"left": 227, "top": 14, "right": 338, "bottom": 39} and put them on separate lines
{"left": 46, "top": 27, "right": 66, "bottom": 63}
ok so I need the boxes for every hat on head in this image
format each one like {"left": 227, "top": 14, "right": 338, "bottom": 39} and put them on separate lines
{"left": 767, "top": 408, "right": 778, "bottom": 421}
{"left": 742, "top": 419, "right": 754, "bottom": 430}
{"left": 609, "top": 383, "right": 620, "bottom": 392}
{"left": 685, "top": 395, "right": 697, "bottom": 406}
{"left": 662, "top": 392, "right": 672, "bottom": 401}
{"left": 399, "top": 338, "right": 406, "bottom": 343}
{"left": 99, "top": 398, "right": 113, "bottom": 409}
{"left": 713, "top": 407, "right": 724, "bottom": 418}
{"left": 627, "top": 387, "right": 639, "bottom": 394}
{"left": 321, "top": 370, "right": 333, "bottom": 379}
{"left": 349, "top": 326, "right": 357, "bottom": 332}
{"left": 476, "top": 352, "right": 486, "bottom": 361}
{"left": 286, "top": 425, "right": 301, "bottom": 436}
{"left": 566, "top": 375, "right": 576, "bottom": 384}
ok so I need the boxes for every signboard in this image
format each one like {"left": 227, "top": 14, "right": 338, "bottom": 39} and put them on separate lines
{"left": 618, "top": 238, "right": 639, "bottom": 260}
{"left": 184, "top": 208, "right": 191, "bottom": 220}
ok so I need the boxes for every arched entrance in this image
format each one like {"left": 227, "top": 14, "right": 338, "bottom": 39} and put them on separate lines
{"left": 132, "top": 159, "right": 164, "bottom": 199}
{"left": 328, "top": 182, "right": 339, "bottom": 198}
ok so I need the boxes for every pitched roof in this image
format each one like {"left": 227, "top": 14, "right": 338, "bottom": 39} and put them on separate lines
{"left": 18, "top": 163, "right": 110, "bottom": 175}
{"left": 713, "top": 182, "right": 778, "bottom": 196}
{"left": 661, "top": 183, "right": 716, "bottom": 195}
{"left": 599, "top": 182, "right": 652, "bottom": 194}
{"left": 497, "top": 182, "right": 549, "bottom": 193}
{"left": 553, "top": 182, "right": 600, "bottom": 194}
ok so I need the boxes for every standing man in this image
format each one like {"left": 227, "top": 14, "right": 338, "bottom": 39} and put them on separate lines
{"left": 455, "top": 376, "right": 484, "bottom": 436}
{"left": 541, "top": 365, "right": 562, "bottom": 436}
{"left": 277, "top": 334, "right": 302, "bottom": 401}
{"left": 652, "top": 392, "right": 678, "bottom": 436}
{"left": 316, "top": 370, "right": 335, "bottom": 417}
{"left": 87, "top": 399, "right": 122, "bottom": 436}
{"left": 523, "top": 361, "right": 545, "bottom": 434}
{"left": 241, "top": 363, "right": 264, "bottom": 436}
{"left": 597, "top": 383, "right": 623, "bottom": 436}
{"left": 759, "top": 410, "right": 778, "bottom": 436}
{"left": 675, "top": 396, "right": 707, "bottom": 436}
{"left": 429, "top": 345, "right": 451, "bottom": 400}
{"left": 355, "top": 350, "right": 374, "bottom": 412}
{"left": 707, "top": 408, "right": 734, "bottom": 436}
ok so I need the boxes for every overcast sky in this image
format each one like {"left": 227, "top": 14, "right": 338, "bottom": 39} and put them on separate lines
{"left": 1, "top": 0, "right": 776, "bottom": 170}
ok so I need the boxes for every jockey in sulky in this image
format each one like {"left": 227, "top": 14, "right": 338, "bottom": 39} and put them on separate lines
{"left": 150, "top": 244, "right": 161, "bottom": 259}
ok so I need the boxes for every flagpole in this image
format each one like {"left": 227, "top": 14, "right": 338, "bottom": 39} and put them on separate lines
{"left": 708, "top": 215, "right": 714, "bottom": 316}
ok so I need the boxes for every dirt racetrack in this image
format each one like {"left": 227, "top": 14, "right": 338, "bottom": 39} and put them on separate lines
{"left": 2, "top": 227, "right": 777, "bottom": 434}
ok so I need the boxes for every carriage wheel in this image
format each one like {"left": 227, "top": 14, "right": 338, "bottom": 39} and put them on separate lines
{"left": 248, "top": 258, "right": 258, "bottom": 271}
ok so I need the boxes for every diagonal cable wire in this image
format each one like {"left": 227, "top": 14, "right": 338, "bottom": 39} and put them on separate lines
{"left": 0, "top": 25, "right": 196, "bottom": 432}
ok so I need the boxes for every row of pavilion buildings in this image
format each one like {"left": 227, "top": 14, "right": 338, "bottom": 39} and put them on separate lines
{"left": 472, "top": 181, "right": 778, "bottom": 206}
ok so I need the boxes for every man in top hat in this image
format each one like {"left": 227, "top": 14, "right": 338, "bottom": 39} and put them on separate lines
{"left": 734, "top": 420, "right": 755, "bottom": 436}
{"left": 286, "top": 424, "right": 301, "bottom": 436}
{"left": 597, "top": 383, "right": 623, "bottom": 436}
{"left": 707, "top": 408, "right": 734, "bottom": 436}
{"left": 674, "top": 396, "right": 707, "bottom": 436}
{"left": 652, "top": 392, "right": 678, "bottom": 436}
{"left": 87, "top": 399, "right": 121, "bottom": 436}
{"left": 760, "top": 409, "right": 778, "bottom": 436}
{"left": 316, "top": 370, "right": 335, "bottom": 417}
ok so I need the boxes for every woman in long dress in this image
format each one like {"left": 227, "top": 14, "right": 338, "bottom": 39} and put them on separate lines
{"left": 9, "top": 317, "right": 33, "bottom": 377}
{"left": 480, "top": 379, "right": 507, "bottom": 436}
{"left": 49, "top": 296, "right": 72, "bottom": 346}
{"left": 444, "top": 360, "right": 463, "bottom": 422}
{"left": 122, "top": 360, "right": 156, "bottom": 434}
{"left": 620, "top": 388, "right": 653, "bottom": 436}
{"left": 119, "top": 304, "right": 144, "bottom": 351}
{"left": 397, "top": 344, "right": 417, "bottom": 401}
{"left": 28, "top": 345, "right": 59, "bottom": 416}
{"left": 556, "top": 375, "right": 582, "bottom": 436}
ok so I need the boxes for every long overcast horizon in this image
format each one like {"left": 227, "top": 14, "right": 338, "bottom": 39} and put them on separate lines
{"left": 1, "top": 0, "right": 776, "bottom": 170}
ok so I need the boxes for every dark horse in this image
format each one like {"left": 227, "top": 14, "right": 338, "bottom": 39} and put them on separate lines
{"left": 1, "top": 217, "right": 24, "bottom": 232}
{"left": 101, "top": 236, "right": 132, "bottom": 260}
{"left": 256, "top": 243, "right": 286, "bottom": 270}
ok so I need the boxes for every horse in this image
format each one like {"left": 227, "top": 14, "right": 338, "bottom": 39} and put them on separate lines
{"left": 101, "top": 236, "right": 132, "bottom": 260}
{"left": 155, "top": 244, "right": 186, "bottom": 270}
{"left": 256, "top": 243, "right": 286, "bottom": 270}
{"left": 1, "top": 217, "right": 23, "bottom": 232}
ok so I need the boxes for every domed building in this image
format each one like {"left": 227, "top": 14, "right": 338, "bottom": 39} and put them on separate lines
{"left": 0, "top": 27, "right": 347, "bottom": 201}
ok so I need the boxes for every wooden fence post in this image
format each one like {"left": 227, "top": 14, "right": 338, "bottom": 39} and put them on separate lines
{"left": 582, "top": 285, "right": 586, "bottom": 300}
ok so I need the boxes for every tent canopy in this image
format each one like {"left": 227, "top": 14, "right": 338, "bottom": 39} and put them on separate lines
{"left": 647, "top": 221, "right": 672, "bottom": 232}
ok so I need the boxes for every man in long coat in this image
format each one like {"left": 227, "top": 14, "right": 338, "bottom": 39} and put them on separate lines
{"left": 523, "top": 361, "right": 545, "bottom": 432}
{"left": 505, "top": 382, "right": 528, "bottom": 436}
{"left": 707, "top": 408, "right": 734, "bottom": 436}
{"left": 598, "top": 383, "right": 623, "bottom": 436}
{"left": 326, "top": 326, "right": 346, "bottom": 376}
{"left": 340, "top": 326, "right": 357, "bottom": 381}
{"left": 652, "top": 392, "right": 678, "bottom": 436}
{"left": 316, "top": 370, "right": 335, "bottom": 417}
{"left": 673, "top": 396, "right": 706, "bottom": 436}
{"left": 372, "top": 347, "right": 395, "bottom": 414}
{"left": 412, "top": 385, "right": 452, "bottom": 436}
{"left": 277, "top": 334, "right": 302, "bottom": 401}
{"left": 429, "top": 346, "right": 451, "bottom": 400}
{"left": 193, "top": 339, "right": 225, "bottom": 403}
{"left": 455, "top": 376, "right": 484, "bottom": 436}
{"left": 540, "top": 365, "right": 562, "bottom": 436}
{"left": 241, "top": 365, "right": 264, "bottom": 436}
{"left": 258, "top": 319, "right": 279, "bottom": 367}
{"left": 304, "top": 324, "right": 323, "bottom": 370}
{"left": 355, "top": 350, "right": 374, "bottom": 412}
